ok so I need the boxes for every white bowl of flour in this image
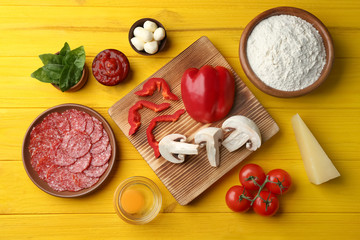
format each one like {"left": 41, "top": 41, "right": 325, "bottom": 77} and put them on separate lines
{"left": 239, "top": 7, "right": 334, "bottom": 97}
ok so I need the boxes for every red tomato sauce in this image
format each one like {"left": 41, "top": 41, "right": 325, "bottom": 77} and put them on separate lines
{"left": 92, "top": 49, "right": 130, "bottom": 86}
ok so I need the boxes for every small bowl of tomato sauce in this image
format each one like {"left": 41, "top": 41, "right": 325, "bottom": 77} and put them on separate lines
{"left": 113, "top": 176, "right": 162, "bottom": 224}
{"left": 92, "top": 49, "right": 130, "bottom": 86}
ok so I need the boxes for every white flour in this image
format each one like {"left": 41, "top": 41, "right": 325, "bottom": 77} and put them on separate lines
{"left": 246, "top": 15, "right": 326, "bottom": 91}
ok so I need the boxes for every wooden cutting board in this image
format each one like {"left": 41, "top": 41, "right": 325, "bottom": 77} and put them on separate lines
{"left": 108, "top": 36, "right": 279, "bottom": 205}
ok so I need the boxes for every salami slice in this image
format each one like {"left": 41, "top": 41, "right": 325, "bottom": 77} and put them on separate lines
{"left": 91, "top": 144, "right": 112, "bottom": 166}
{"left": 30, "top": 127, "right": 62, "bottom": 151}
{"left": 45, "top": 166, "right": 85, "bottom": 192}
{"left": 30, "top": 144, "right": 50, "bottom": 163}
{"left": 90, "top": 130, "right": 109, "bottom": 154}
{"left": 29, "top": 140, "right": 60, "bottom": 159}
{"left": 29, "top": 139, "right": 44, "bottom": 156}
{"left": 76, "top": 173, "right": 99, "bottom": 189}
{"left": 32, "top": 147, "right": 52, "bottom": 165}
{"left": 30, "top": 141, "right": 58, "bottom": 169}
{"left": 63, "top": 109, "right": 86, "bottom": 132}
{"left": 68, "top": 153, "right": 92, "bottom": 173}
{"left": 83, "top": 112, "right": 94, "bottom": 135}
{"left": 54, "top": 148, "right": 77, "bottom": 166}
{"left": 45, "top": 165, "right": 67, "bottom": 192}
{"left": 31, "top": 150, "right": 54, "bottom": 180}
{"left": 30, "top": 123, "right": 47, "bottom": 140}
{"left": 35, "top": 156, "right": 54, "bottom": 180}
{"left": 60, "top": 171, "right": 82, "bottom": 192}
{"left": 37, "top": 162, "right": 54, "bottom": 180}
{"left": 83, "top": 163, "right": 109, "bottom": 178}
{"left": 61, "top": 129, "right": 91, "bottom": 158}
{"left": 90, "top": 117, "right": 103, "bottom": 144}
{"left": 43, "top": 112, "right": 71, "bottom": 134}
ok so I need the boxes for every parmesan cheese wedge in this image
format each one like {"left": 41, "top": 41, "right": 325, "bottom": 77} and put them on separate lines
{"left": 292, "top": 114, "right": 340, "bottom": 185}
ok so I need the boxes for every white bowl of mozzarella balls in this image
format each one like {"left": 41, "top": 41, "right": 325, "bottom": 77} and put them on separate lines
{"left": 129, "top": 18, "right": 167, "bottom": 55}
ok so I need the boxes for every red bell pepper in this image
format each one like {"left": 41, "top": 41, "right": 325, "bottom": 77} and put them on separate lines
{"left": 128, "top": 100, "right": 171, "bottom": 136}
{"left": 146, "top": 109, "right": 186, "bottom": 158}
{"left": 135, "top": 78, "right": 179, "bottom": 101}
{"left": 181, "top": 65, "right": 235, "bottom": 123}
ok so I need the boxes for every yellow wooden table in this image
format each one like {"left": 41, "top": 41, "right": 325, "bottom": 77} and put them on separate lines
{"left": 1, "top": 0, "right": 359, "bottom": 239}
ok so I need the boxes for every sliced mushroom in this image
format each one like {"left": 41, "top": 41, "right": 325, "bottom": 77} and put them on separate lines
{"left": 221, "top": 115, "right": 261, "bottom": 152}
{"left": 159, "top": 134, "right": 199, "bottom": 164}
{"left": 194, "top": 127, "right": 224, "bottom": 167}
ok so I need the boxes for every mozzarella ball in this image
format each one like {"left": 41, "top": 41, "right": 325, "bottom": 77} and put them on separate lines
{"left": 154, "top": 27, "right": 166, "bottom": 41}
{"left": 131, "top": 37, "right": 145, "bottom": 51}
{"left": 133, "top": 27, "right": 143, "bottom": 38}
{"left": 144, "top": 41, "right": 159, "bottom": 54}
{"left": 143, "top": 21, "right": 158, "bottom": 32}
{"left": 133, "top": 27, "right": 153, "bottom": 42}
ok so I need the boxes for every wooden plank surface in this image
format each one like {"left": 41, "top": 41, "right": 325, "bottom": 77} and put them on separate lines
{"left": 1, "top": 0, "right": 360, "bottom": 239}
{"left": 2, "top": 213, "right": 359, "bottom": 240}
{"left": 109, "top": 36, "right": 279, "bottom": 205}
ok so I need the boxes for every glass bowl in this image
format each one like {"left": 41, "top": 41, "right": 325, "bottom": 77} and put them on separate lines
{"left": 113, "top": 176, "right": 162, "bottom": 224}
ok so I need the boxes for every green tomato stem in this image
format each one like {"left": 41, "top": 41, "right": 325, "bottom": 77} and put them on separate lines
{"left": 241, "top": 175, "right": 282, "bottom": 206}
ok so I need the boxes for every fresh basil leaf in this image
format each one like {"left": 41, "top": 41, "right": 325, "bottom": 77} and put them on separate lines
{"left": 71, "top": 46, "right": 86, "bottom": 69}
{"left": 58, "top": 65, "right": 72, "bottom": 92}
{"left": 73, "top": 66, "right": 83, "bottom": 85}
{"left": 31, "top": 67, "right": 53, "bottom": 83}
{"left": 32, "top": 42, "right": 86, "bottom": 91}
{"left": 63, "top": 46, "right": 85, "bottom": 70}
{"left": 62, "top": 52, "right": 75, "bottom": 66}
{"left": 59, "top": 42, "right": 70, "bottom": 56}
{"left": 43, "top": 64, "right": 64, "bottom": 84}
{"left": 39, "top": 53, "right": 63, "bottom": 65}
{"left": 59, "top": 64, "right": 82, "bottom": 92}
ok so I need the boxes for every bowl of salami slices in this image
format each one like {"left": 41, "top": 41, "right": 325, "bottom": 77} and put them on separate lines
{"left": 22, "top": 103, "right": 116, "bottom": 197}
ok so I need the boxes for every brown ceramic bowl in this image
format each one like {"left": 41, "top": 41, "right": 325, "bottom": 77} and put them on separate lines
{"left": 239, "top": 7, "right": 334, "bottom": 97}
{"left": 22, "top": 103, "right": 116, "bottom": 197}
{"left": 128, "top": 18, "right": 167, "bottom": 56}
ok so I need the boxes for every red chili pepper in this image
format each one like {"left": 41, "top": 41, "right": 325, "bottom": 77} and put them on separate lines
{"left": 128, "top": 100, "right": 171, "bottom": 136}
{"left": 181, "top": 65, "right": 235, "bottom": 123}
{"left": 135, "top": 78, "right": 179, "bottom": 101}
{"left": 146, "top": 109, "right": 186, "bottom": 158}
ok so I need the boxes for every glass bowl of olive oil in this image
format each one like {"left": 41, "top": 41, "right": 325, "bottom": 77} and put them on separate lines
{"left": 114, "top": 176, "right": 162, "bottom": 224}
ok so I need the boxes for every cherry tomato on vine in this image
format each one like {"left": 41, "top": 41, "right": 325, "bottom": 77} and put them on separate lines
{"left": 225, "top": 185, "right": 252, "bottom": 212}
{"left": 265, "top": 169, "right": 292, "bottom": 195}
{"left": 239, "top": 164, "right": 266, "bottom": 191}
{"left": 253, "top": 191, "right": 279, "bottom": 217}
